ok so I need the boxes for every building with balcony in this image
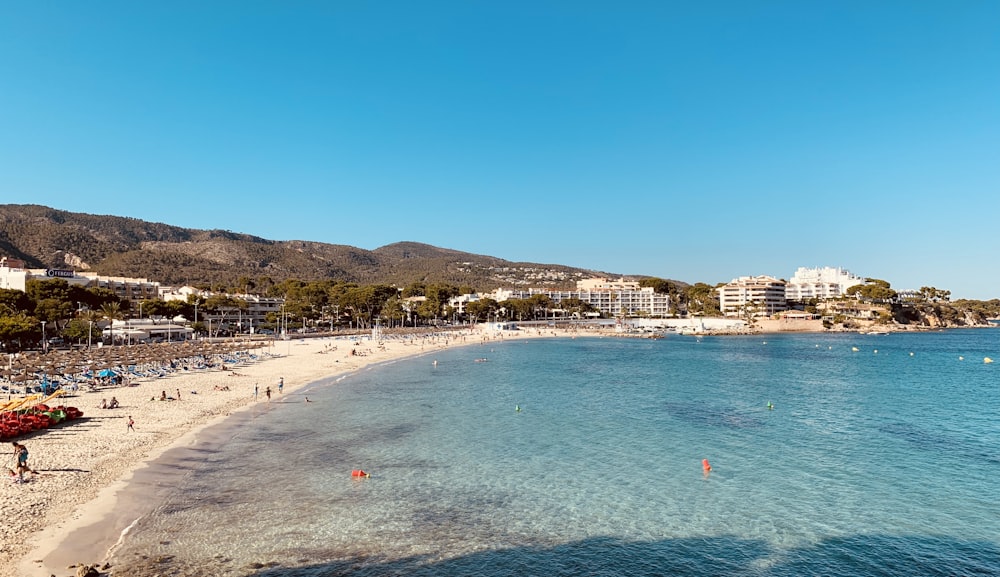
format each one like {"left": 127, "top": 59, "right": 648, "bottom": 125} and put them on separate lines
{"left": 482, "top": 277, "right": 671, "bottom": 318}
{"left": 0, "top": 260, "right": 162, "bottom": 305}
{"left": 784, "top": 267, "right": 865, "bottom": 301}
{"left": 717, "top": 275, "right": 787, "bottom": 317}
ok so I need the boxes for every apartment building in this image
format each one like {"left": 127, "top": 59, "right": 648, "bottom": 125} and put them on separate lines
{"left": 784, "top": 267, "right": 865, "bottom": 301}
{"left": 0, "top": 260, "right": 161, "bottom": 304}
{"left": 717, "top": 275, "right": 787, "bottom": 317}
{"left": 161, "top": 286, "right": 284, "bottom": 331}
{"left": 483, "top": 277, "right": 671, "bottom": 318}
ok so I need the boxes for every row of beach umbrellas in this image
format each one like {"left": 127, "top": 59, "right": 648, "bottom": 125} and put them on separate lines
{"left": 2, "top": 340, "right": 268, "bottom": 397}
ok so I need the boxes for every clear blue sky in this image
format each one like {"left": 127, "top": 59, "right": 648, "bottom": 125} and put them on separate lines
{"left": 2, "top": 2, "right": 998, "bottom": 299}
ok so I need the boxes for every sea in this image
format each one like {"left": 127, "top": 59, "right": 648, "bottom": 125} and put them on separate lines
{"left": 100, "top": 329, "right": 999, "bottom": 576}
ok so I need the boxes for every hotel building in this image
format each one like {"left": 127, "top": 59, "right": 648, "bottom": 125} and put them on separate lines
{"left": 717, "top": 275, "right": 788, "bottom": 317}
{"left": 479, "top": 277, "right": 672, "bottom": 318}
{"left": 0, "top": 259, "right": 161, "bottom": 303}
{"left": 784, "top": 267, "right": 865, "bottom": 301}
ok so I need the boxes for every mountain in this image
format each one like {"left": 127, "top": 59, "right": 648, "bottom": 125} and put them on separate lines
{"left": 0, "top": 204, "right": 614, "bottom": 289}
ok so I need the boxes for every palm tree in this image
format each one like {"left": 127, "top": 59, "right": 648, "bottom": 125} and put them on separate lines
{"left": 100, "top": 302, "right": 123, "bottom": 345}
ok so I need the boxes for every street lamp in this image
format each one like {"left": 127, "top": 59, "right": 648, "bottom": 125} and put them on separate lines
{"left": 40, "top": 321, "right": 47, "bottom": 353}
{"left": 88, "top": 320, "right": 93, "bottom": 350}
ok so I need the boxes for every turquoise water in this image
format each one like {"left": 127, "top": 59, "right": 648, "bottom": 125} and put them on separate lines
{"left": 109, "top": 331, "right": 1000, "bottom": 576}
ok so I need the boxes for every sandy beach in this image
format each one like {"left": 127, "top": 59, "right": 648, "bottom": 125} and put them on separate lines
{"left": 2, "top": 320, "right": 836, "bottom": 577}
{"left": 4, "top": 328, "right": 549, "bottom": 577}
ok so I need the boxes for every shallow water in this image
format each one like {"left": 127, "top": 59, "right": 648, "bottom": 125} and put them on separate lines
{"left": 107, "top": 331, "right": 1000, "bottom": 576}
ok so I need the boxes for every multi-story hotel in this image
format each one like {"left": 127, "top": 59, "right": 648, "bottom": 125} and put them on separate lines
{"left": 0, "top": 259, "right": 161, "bottom": 303}
{"left": 717, "top": 275, "right": 787, "bottom": 317}
{"left": 479, "top": 277, "right": 672, "bottom": 318}
{"left": 161, "top": 286, "right": 284, "bottom": 332}
{"left": 784, "top": 266, "right": 865, "bottom": 301}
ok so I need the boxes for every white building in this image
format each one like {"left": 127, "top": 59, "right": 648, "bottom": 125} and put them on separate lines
{"left": 717, "top": 275, "right": 787, "bottom": 317}
{"left": 161, "top": 286, "right": 284, "bottom": 332}
{"left": 484, "top": 277, "right": 671, "bottom": 318}
{"left": 0, "top": 258, "right": 28, "bottom": 291}
{"left": 0, "top": 258, "right": 161, "bottom": 303}
{"left": 102, "top": 318, "right": 194, "bottom": 343}
{"left": 784, "top": 267, "right": 865, "bottom": 301}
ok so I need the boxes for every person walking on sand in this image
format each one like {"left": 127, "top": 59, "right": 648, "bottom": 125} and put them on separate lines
{"left": 12, "top": 442, "right": 36, "bottom": 474}
{"left": 127, "top": 415, "right": 135, "bottom": 432}
{"left": 176, "top": 388, "right": 181, "bottom": 400}
{"left": 278, "top": 377, "right": 284, "bottom": 394}
{"left": 265, "top": 386, "right": 272, "bottom": 402}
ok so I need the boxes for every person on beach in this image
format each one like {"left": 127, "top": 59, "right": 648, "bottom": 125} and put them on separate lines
{"left": 254, "top": 383, "right": 259, "bottom": 400}
{"left": 11, "top": 463, "right": 34, "bottom": 483}
{"left": 265, "top": 386, "right": 272, "bottom": 402}
{"left": 108, "top": 396, "right": 119, "bottom": 409}
{"left": 127, "top": 416, "right": 135, "bottom": 432}
{"left": 278, "top": 377, "right": 284, "bottom": 394}
{"left": 176, "top": 388, "right": 181, "bottom": 400}
{"left": 160, "top": 390, "right": 167, "bottom": 401}
{"left": 11, "top": 442, "right": 37, "bottom": 479}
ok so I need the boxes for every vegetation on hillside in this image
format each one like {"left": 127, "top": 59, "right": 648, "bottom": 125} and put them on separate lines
{"left": 0, "top": 205, "right": 604, "bottom": 289}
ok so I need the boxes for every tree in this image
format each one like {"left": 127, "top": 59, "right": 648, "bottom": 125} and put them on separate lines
{"left": 203, "top": 295, "right": 248, "bottom": 337}
{"left": 341, "top": 285, "right": 398, "bottom": 328}
{"left": 559, "top": 297, "right": 597, "bottom": 318}
{"left": 26, "top": 278, "right": 75, "bottom": 330}
{"left": 848, "top": 282, "right": 897, "bottom": 303}
{"left": 0, "top": 312, "right": 38, "bottom": 352}
{"left": 101, "top": 302, "right": 124, "bottom": 344}
{"left": 401, "top": 283, "right": 426, "bottom": 298}
{"left": 0, "top": 288, "right": 34, "bottom": 315}
{"left": 527, "top": 294, "right": 554, "bottom": 320}
{"left": 686, "top": 283, "right": 721, "bottom": 315}
{"left": 82, "top": 287, "right": 122, "bottom": 311}
{"left": 381, "top": 295, "right": 406, "bottom": 327}
{"left": 466, "top": 298, "right": 499, "bottom": 322}
{"left": 63, "top": 317, "right": 101, "bottom": 346}
{"left": 919, "top": 286, "right": 951, "bottom": 303}
{"left": 500, "top": 298, "right": 533, "bottom": 322}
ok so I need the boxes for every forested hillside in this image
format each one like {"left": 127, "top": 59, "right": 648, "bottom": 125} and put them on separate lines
{"left": 0, "top": 205, "right": 606, "bottom": 289}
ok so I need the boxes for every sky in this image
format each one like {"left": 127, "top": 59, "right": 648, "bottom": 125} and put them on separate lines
{"left": 1, "top": 2, "right": 998, "bottom": 299}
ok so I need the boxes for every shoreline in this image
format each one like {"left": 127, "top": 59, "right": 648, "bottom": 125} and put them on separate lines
{"left": 8, "top": 329, "right": 537, "bottom": 577}
{"left": 5, "top": 323, "right": 990, "bottom": 576}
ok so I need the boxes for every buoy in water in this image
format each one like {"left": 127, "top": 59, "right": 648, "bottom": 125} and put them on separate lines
{"left": 985, "top": 357, "right": 994, "bottom": 364}
{"left": 851, "top": 347, "right": 859, "bottom": 352}
{"left": 351, "top": 469, "right": 370, "bottom": 478}
{"left": 702, "top": 459, "right": 712, "bottom": 472}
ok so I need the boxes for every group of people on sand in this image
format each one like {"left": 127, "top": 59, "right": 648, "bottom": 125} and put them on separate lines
{"left": 7, "top": 441, "right": 38, "bottom": 483}
{"left": 151, "top": 389, "right": 184, "bottom": 402}
{"left": 99, "top": 396, "right": 120, "bottom": 409}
